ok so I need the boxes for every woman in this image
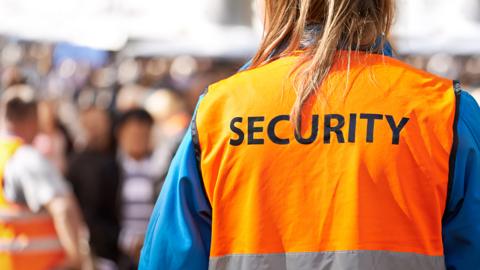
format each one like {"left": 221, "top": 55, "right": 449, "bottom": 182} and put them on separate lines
{"left": 139, "top": 1, "right": 480, "bottom": 269}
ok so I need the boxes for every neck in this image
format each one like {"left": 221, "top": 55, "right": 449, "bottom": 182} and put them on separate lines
{"left": 4, "top": 126, "right": 32, "bottom": 144}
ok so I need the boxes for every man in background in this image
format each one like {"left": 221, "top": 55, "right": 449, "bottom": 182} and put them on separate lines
{"left": 116, "top": 109, "right": 162, "bottom": 270}
{"left": 0, "top": 85, "right": 92, "bottom": 270}
{"left": 67, "top": 106, "right": 121, "bottom": 270}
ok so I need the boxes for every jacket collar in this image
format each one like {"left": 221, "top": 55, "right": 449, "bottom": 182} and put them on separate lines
{"left": 299, "top": 24, "right": 394, "bottom": 57}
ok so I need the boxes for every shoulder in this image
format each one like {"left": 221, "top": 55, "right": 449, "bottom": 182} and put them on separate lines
{"left": 9, "top": 145, "right": 52, "bottom": 170}
{"left": 458, "top": 91, "right": 480, "bottom": 117}
{"left": 196, "top": 57, "right": 298, "bottom": 124}
{"left": 203, "top": 57, "right": 297, "bottom": 102}
{"left": 6, "top": 145, "right": 61, "bottom": 183}
{"left": 448, "top": 91, "right": 480, "bottom": 180}
{"left": 373, "top": 54, "right": 454, "bottom": 89}
{"left": 457, "top": 91, "right": 480, "bottom": 142}
{"left": 369, "top": 55, "right": 458, "bottom": 118}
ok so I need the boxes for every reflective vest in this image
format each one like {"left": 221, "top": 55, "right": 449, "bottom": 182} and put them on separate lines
{"left": 195, "top": 52, "right": 457, "bottom": 269}
{"left": 0, "top": 138, "right": 65, "bottom": 270}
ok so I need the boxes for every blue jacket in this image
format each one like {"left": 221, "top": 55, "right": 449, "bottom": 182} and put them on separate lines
{"left": 139, "top": 78, "right": 480, "bottom": 270}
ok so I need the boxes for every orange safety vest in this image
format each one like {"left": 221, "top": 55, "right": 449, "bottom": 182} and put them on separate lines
{"left": 0, "top": 138, "right": 65, "bottom": 270}
{"left": 195, "top": 52, "right": 457, "bottom": 269}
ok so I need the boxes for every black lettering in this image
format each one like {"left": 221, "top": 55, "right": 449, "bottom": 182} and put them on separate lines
{"left": 294, "top": 115, "right": 319, "bottom": 145}
{"left": 348, "top": 113, "right": 357, "bottom": 143}
{"left": 268, "top": 115, "right": 290, "bottom": 145}
{"left": 229, "top": 117, "right": 244, "bottom": 146}
{"left": 386, "top": 115, "right": 410, "bottom": 145}
{"left": 248, "top": 117, "right": 265, "bottom": 145}
{"left": 360, "top": 114, "right": 383, "bottom": 143}
{"left": 324, "top": 114, "right": 345, "bottom": 144}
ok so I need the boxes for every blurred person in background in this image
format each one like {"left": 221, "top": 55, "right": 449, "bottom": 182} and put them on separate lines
{"left": 140, "top": 0, "right": 480, "bottom": 270}
{"left": 145, "top": 89, "right": 190, "bottom": 143}
{"left": 0, "top": 85, "right": 92, "bottom": 270}
{"left": 34, "top": 100, "right": 74, "bottom": 175}
{"left": 115, "top": 109, "right": 161, "bottom": 269}
{"left": 115, "top": 84, "right": 149, "bottom": 113}
{"left": 0, "top": 66, "right": 25, "bottom": 90}
{"left": 67, "top": 106, "right": 121, "bottom": 270}
{"left": 145, "top": 89, "right": 190, "bottom": 182}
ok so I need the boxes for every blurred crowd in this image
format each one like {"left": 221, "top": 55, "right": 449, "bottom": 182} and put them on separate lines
{"left": 0, "top": 36, "right": 243, "bottom": 270}
{"left": 0, "top": 34, "right": 480, "bottom": 270}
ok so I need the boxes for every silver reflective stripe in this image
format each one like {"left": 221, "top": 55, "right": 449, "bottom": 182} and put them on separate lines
{"left": 209, "top": 250, "right": 446, "bottom": 270}
{"left": 0, "top": 237, "right": 63, "bottom": 253}
{"left": 0, "top": 209, "right": 51, "bottom": 223}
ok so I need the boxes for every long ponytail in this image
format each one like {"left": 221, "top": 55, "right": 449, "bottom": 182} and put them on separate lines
{"left": 250, "top": 0, "right": 395, "bottom": 133}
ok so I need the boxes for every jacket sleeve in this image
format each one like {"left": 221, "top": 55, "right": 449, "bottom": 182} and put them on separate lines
{"left": 443, "top": 91, "right": 480, "bottom": 269}
{"left": 139, "top": 97, "right": 212, "bottom": 270}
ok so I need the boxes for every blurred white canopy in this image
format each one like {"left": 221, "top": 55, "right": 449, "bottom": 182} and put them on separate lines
{"left": 393, "top": 0, "right": 480, "bottom": 55}
{"left": 0, "top": 0, "right": 259, "bottom": 55}
{"left": 0, "top": 0, "right": 479, "bottom": 55}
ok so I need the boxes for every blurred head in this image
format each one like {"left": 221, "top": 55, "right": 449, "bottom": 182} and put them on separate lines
{"left": 1, "top": 66, "right": 26, "bottom": 91}
{"left": 145, "top": 89, "right": 190, "bottom": 141}
{"left": 146, "top": 89, "right": 188, "bottom": 116}
{"left": 116, "top": 109, "right": 154, "bottom": 161}
{"left": 1, "top": 85, "right": 39, "bottom": 143}
{"left": 79, "top": 107, "right": 112, "bottom": 152}
{"left": 115, "top": 84, "right": 148, "bottom": 112}
{"left": 251, "top": 0, "right": 395, "bottom": 132}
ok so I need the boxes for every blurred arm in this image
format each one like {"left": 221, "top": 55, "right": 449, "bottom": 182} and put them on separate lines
{"left": 139, "top": 97, "right": 212, "bottom": 270}
{"left": 45, "top": 194, "right": 93, "bottom": 270}
{"left": 443, "top": 91, "right": 480, "bottom": 269}
{"left": 5, "top": 147, "right": 93, "bottom": 270}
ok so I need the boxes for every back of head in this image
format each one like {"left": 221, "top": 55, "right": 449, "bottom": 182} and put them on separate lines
{"left": 79, "top": 107, "right": 113, "bottom": 153}
{"left": 0, "top": 84, "right": 38, "bottom": 143}
{"left": 251, "top": 0, "right": 395, "bottom": 132}
{"left": 2, "top": 84, "right": 37, "bottom": 124}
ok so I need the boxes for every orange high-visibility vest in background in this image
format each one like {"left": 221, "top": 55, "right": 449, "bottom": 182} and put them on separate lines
{"left": 0, "top": 138, "right": 65, "bottom": 270}
{"left": 195, "top": 51, "right": 457, "bottom": 269}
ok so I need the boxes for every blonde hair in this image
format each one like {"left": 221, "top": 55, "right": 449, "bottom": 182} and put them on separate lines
{"left": 251, "top": 0, "right": 395, "bottom": 132}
